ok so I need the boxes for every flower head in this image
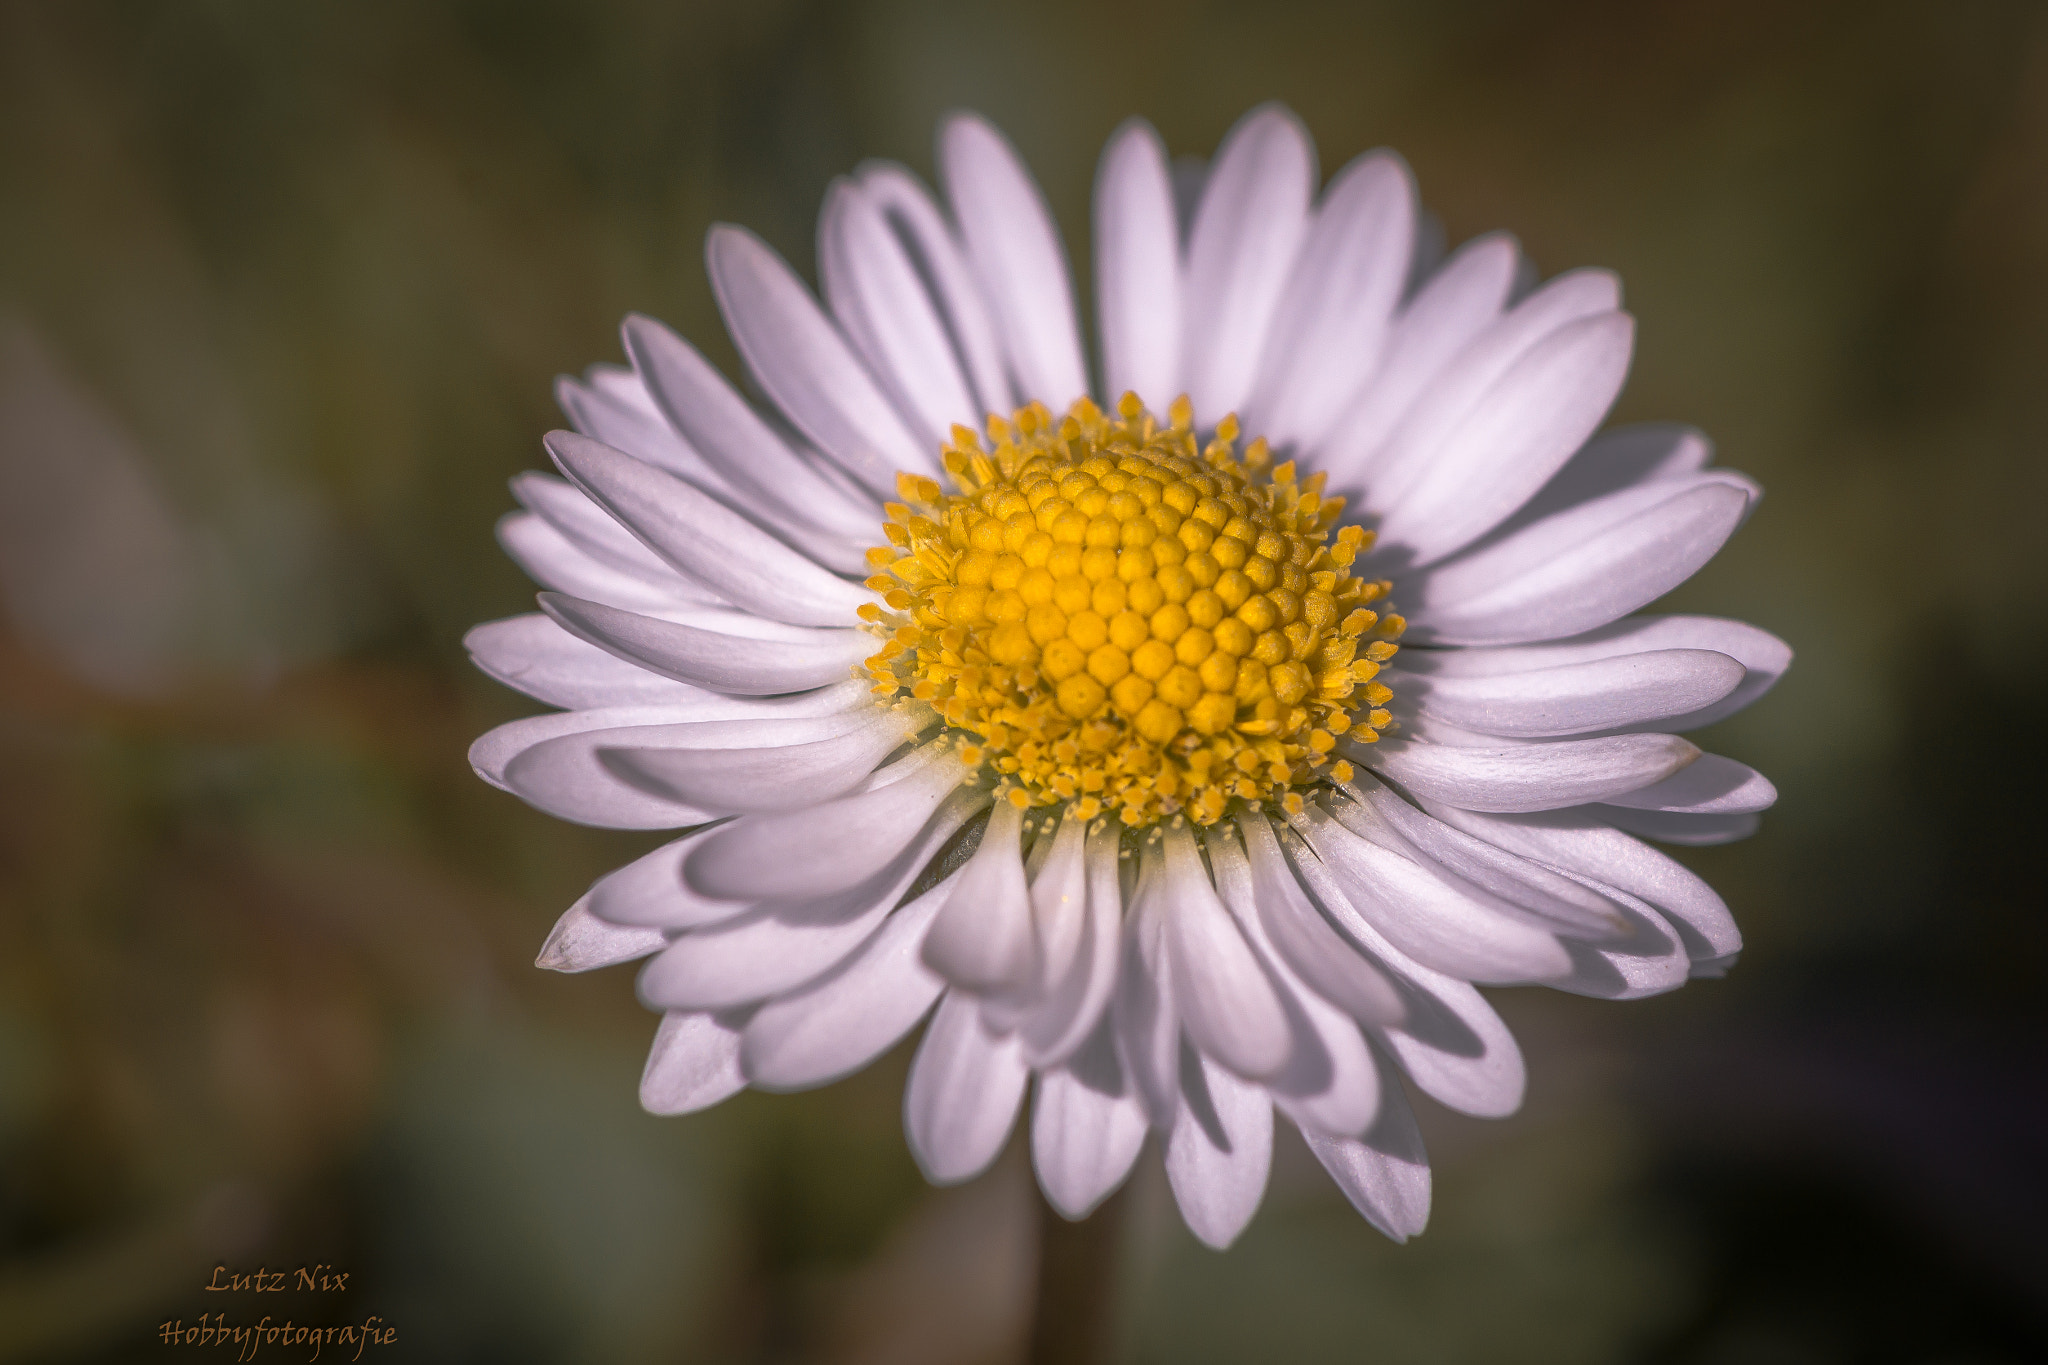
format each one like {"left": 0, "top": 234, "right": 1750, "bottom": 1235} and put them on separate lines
{"left": 468, "top": 104, "right": 1786, "bottom": 1249}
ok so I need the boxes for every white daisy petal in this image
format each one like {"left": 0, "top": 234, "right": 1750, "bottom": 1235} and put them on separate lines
{"left": 1112, "top": 854, "right": 1179, "bottom": 1127}
{"left": 1031, "top": 1023, "right": 1149, "bottom": 1219}
{"left": 904, "top": 988, "right": 1031, "bottom": 1185}
{"left": 1020, "top": 820, "right": 1124, "bottom": 1068}
{"left": 741, "top": 870, "right": 957, "bottom": 1091}
{"left": 853, "top": 162, "right": 1015, "bottom": 417}
{"left": 1373, "top": 309, "right": 1635, "bottom": 567}
{"left": 1301, "top": 1053, "right": 1432, "bottom": 1243}
{"left": 465, "top": 612, "right": 707, "bottom": 709}
{"left": 705, "top": 224, "right": 930, "bottom": 496}
{"left": 1293, "top": 803, "right": 1571, "bottom": 983}
{"left": 1165, "top": 1043, "right": 1274, "bottom": 1251}
{"left": 539, "top": 593, "right": 872, "bottom": 696}
{"left": 820, "top": 177, "right": 980, "bottom": 447}
{"left": 922, "top": 799, "right": 1039, "bottom": 997}
{"left": 640, "top": 1011, "right": 748, "bottom": 1116}
{"left": 1094, "top": 118, "right": 1182, "bottom": 411}
{"left": 511, "top": 470, "right": 696, "bottom": 585}
{"left": 1362, "top": 732, "right": 1700, "bottom": 813}
{"left": 1391, "top": 647, "right": 1746, "bottom": 739}
{"left": 1284, "top": 832, "right": 1528, "bottom": 1116}
{"left": 682, "top": 745, "right": 972, "bottom": 901}
{"left": 1344, "top": 775, "right": 1630, "bottom": 939}
{"left": 556, "top": 369, "right": 726, "bottom": 488}
{"left": 620, "top": 314, "right": 880, "bottom": 551}
{"left": 497, "top": 511, "right": 723, "bottom": 614}
{"left": 1416, "top": 804, "right": 1742, "bottom": 969}
{"left": 1247, "top": 150, "right": 1417, "bottom": 452}
{"left": 1161, "top": 824, "right": 1292, "bottom": 1080}
{"left": 1207, "top": 826, "right": 1381, "bottom": 1138}
{"left": 1544, "top": 881, "right": 1691, "bottom": 1001}
{"left": 641, "top": 787, "right": 986, "bottom": 1010}
{"left": 1234, "top": 813, "right": 1407, "bottom": 1027}
{"left": 585, "top": 830, "right": 750, "bottom": 931}
{"left": 1597, "top": 806, "right": 1762, "bottom": 846}
{"left": 536, "top": 896, "right": 668, "bottom": 972}
{"left": 1499, "top": 422, "right": 1715, "bottom": 530}
{"left": 1401, "top": 479, "right": 1753, "bottom": 645}
{"left": 1314, "top": 233, "right": 1520, "bottom": 484}
{"left": 1600, "top": 752, "right": 1778, "bottom": 815}
{"left": 544, "top": 431, "right": 872, "bottom": 626}
{"left": 940, "top": 114, "right": 1089, "bottom": 410}
{"left": 600, "top": 706, "right": 932, "bottom": 815}
{"left": 1180, "top": 104, "right": 1316, "bottom": 421}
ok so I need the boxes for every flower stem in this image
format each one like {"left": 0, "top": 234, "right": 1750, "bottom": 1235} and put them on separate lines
{"left": 1027, "top": 1185, "right": 1128, "bottom": 1365}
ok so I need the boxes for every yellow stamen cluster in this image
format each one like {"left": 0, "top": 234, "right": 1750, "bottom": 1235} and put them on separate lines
{"left": 860, "top": 394, "right": 1403, "bottom": 827}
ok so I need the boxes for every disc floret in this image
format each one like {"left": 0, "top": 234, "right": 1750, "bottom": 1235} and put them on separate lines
{"left": 861, "top": 394, "right": 1403, "bottom": 827}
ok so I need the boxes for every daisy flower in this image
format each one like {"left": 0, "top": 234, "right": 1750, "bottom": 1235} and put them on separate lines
{"left": 467, "top": 104, "right": 1785, "bottom": 1250}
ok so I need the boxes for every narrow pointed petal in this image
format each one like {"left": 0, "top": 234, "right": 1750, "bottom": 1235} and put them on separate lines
{"left": 1497, "top": 422, "right": 1715, "bottom": 530}
{"left": 940, "top": 115, "right": 1088, "bottom": 409}
{"left": 540, "top": 593, "right": 873, "bottom": 696}
{"left": 545, "top": 431, "right": 872, "bottom": 626}
{"left": 537, "top": 897, "right": 668, "bottom": 972}
{"left": 1235, "top": 813, "right": 1407, "bottom": 1026}
{"left": 586, "top": 829, "right": 752, "bottom": 931}
{"left": 683, "top": 745, "right": 971, "bottom": 900}
{"left": 820, "top": 177, "right": 979, "bottom": 447}
{"left": 1161, "top": 824, "right": 1292, "bottom": 1080}
{"left": 511, "top": 470, "right": 697, "bottom": 585}
{"left": 640, "top": 1011, "right": 747, "bottom": 1115}
{"left": 904, "top": 989, "right": 1031, "bottom": 1185}
{"left": 1598, "top": 806, "right": 1761, "bottom": 845}
{"left": 1021, "top": 820, "right": 1124, "bottom": 1067}
{"left": 1544, "top": 881, "right": 1691, "bottom": 1000}
{"left": 1374, "top": 310, "right": 1636, "bottom": 567}
{"left": 741, "top": 870, "right": 957, "bottom": 1090}
{"left": 1248, "top": 150, "right": 1417, "bottom": 452}
{"left": 1165, "top": 1044, "right": 1274, "bottom": 1250}
{"left": 1600, "top": 752, "right": 1778, "bottom": 814}
{"left": 601, "top": 705, "right": 932, "bottom": 814}
{"left": 1095, "top": 119, "right": 1181, "bottom": 410}
{"left": 1031, "top": 1025, "right": 1149, "bottom": 1219}
{"left": 1113, "top": 855, "right": 1179, "bottom": 1127}
{"left": 1301, "top": 1054, "right": 1432, "bottom": 1243}
{"left": 1345, "top": 775, "right": 1629, "bottom": 938}
{"left": 855, "top": 162, "right": 1015, "bottom": 416}
{"left": 466, "top": 613, "right": 707, "bottom": 710}
{"left": 1180, "top": 104, "right": 1316, "bottom": 421}
{"left": 1294, "top": 805, "right": 1570, "bottom": 983}
{"left": 1394, "top": 647, "right": 1744, "bottom": 739}
{"left": 1363, "top": 732, "right": 1700, "bottom": 814}
{"left": 923, "top": 800, "right": 1039, "bottom": 996}
{"left": 1399, "top": 480, "right": 1753, "bottom": 646}
{"left": 621, "top": 313, "right": 880, "bottom": 541}
{"left": 498, "top": 511, "right": 722, "bottom": 615}
{"left": 1315, "top": 233, "right": 1519, "bottom": 484}
{"left": 641, "top": 787, "right": 986, "bottom": 1010}
{"left": 556, "top": 368, "right": 726, "bottom": 488}
{"left": 1420, "top": 803, "right": 1741, "bottom": 970}
{"left": 705, "top": 225, "right": 929, "bottom": 496}
{"left": 1283, "top": 832, "right": 1528, "bottom": 1117}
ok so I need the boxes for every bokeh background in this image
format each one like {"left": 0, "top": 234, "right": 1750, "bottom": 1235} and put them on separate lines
{"left": 2, "top": 1, "right": 2045, "bottom": 1361}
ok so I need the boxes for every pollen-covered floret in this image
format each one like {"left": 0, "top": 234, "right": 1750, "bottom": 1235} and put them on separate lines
{"left": 861, "top": 393, "right": 1404, "bottom": 827}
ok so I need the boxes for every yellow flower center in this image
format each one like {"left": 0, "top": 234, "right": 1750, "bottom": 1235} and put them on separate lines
{"left": 860, "top": 394, "right": 1403, "bottom": 827}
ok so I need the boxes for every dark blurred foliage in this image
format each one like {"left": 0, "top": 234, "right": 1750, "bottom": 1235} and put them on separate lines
{"left": 0, "top": 1, "right": 2044, "bottom": 1360}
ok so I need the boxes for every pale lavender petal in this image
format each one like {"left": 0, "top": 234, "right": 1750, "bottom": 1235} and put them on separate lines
{"left": 465, "top": 612, "right": 708, "bottom": 710}
{"left": 1161, "top": 824, "right": 1291, "bottom": 1080}
{"left": 1234, "top": 812, "right": 1407, "bottom": 1027}
{"left": 1179, "top": 104, "right": 1315, "bottom": 421}
{"left": 1094, "top": 118, "right": 1181, "bottom": 410}
{"left": 1596, "top": 806, "right": 1762, "bottom": 846}
{"left": 1600, "top": 752, "right": 1778, "bottom": 814}
{"left": 1112, "top": 853, "right": 1178, "bottom": 1126}
{"left": 1362, "top": 732, "right": 1701, "bottom": 814}
{"left": 540, "top": 592, "right": 873, "bottom": 696}
{"left": 601, "top": 704, "right": 933, "bottom": 815}
{"left": 556, "top": 369, "right": 725, "bottom": 487}
{"left": 640, "top": 1011, "right": 747, "bottom": 1115}
{"left": 1165, "top": 1043, "right": 1273, "bottom": 1251}
{"left": 904, "top": 989, "right": 1031, "bottom": 1184}
{"left": 1031, "top": 1024, "right": 1149, "bottom": 1219}
{"left": 706, "top": 225, "right": 929, "bottom": 496}
{"left": 923, "top": 800, "right": 1039, "bottom": 997}
{"left": 1021, "top": 819, "right": 1125, "bottom": 1068}
{"left": 586, "top": 829, "right": 752, "bottom": 931}
{"left": 498, "top": 511, "right": 723, "bottom": 615}
{"left": 741, "top": 870, "right": 957, "bottom": 1090}
{"left": 940, "top": 115, "right": 1089, "bottom": 409}
{"left": 536, "top": 896, "right": 668, "bottom": 972}
{"left": 1390, "top": 648, "right": 1745, "bottom": 739}
{"left": 1301, "top": 1053, "right": 1431, "bottom": 1242}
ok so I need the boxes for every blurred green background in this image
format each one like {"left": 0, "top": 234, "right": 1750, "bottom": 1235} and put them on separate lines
{"left": 1, "top": 1, "right": 2044, "bottom": 1361}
